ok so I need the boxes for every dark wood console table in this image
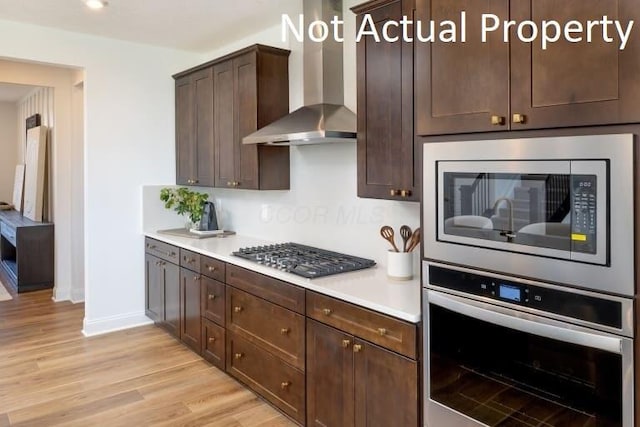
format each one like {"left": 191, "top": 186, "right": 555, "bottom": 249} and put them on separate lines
{"left": 0, "top": 210, "right": 54, "bottom": 292}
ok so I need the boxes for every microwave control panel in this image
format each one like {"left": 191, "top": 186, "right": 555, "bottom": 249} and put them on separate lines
{"left": 570, "top": 174, "right": 597, "bottom": 254}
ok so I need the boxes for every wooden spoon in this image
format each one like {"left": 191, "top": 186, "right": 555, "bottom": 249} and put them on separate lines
{"left": 406, "top": 227, "right": 421, "bottom": 252}
{"left": 380, "top": 225, "right": 400, "bottom": 252}
{"left": 399, "top": 225, "right": 412, "bottom": 252}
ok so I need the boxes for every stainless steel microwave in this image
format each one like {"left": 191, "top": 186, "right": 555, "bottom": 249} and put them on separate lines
{"left": 423, "top": 134, "right": 635, "bottom": 296}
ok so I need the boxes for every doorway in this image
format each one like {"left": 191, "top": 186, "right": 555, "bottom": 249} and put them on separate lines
{"left": 0, "top": 60, "right": 85, "bottom": 303}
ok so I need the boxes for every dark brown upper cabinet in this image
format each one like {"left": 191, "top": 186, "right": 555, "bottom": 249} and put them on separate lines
{"left": 175, "top": 68, "right": 214, "bottom": 186}
{"left": 213, "top": 47, "right": 290, "bottom": 190}
{"left": 353, "top": 0, "right": 418, "bottom": 202}
{"left": 416, "top": 0, "right": 640, "bottom": 135}
{"left": 174, "top": 45, "right": 290, "bottom": 190}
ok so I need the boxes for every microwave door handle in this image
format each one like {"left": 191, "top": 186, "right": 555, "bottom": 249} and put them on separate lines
{"left": 427, "top": 290, "right": 623, "bottom": 355}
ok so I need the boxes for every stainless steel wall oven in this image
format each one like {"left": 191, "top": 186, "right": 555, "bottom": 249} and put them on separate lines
{"left": 421, "top": 134, "right": 635, "bottom": 426}
{"left": 422, "top": 263, "right": 633, "bottom": 427}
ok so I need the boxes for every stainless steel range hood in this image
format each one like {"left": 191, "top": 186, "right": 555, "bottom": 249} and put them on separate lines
{"left": 243, "top": 0, "right": 356, "bottom": 146}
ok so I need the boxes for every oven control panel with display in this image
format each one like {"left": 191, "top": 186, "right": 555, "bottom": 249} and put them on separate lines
{"left": 428, "top": 265, "right": 622, "bottom": 330}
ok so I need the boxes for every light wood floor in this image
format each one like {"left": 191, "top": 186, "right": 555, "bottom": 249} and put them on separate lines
{"left": 0, "top": 286, "right": 295, "bottom": 426}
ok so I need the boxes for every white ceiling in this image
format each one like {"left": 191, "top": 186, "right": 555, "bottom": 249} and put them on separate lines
{"left": 0, "top": 83, "right": 37, "bottom": 103}
{"left": 0, "top": 0, "right": 300, "bottom": 53}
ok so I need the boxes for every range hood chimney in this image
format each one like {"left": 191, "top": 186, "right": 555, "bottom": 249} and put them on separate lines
{"left": 243, "top": 0, "right": 356, "bottom": 146}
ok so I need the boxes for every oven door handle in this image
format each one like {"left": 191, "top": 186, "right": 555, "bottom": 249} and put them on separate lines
{"left": 428, "top": 290, "right": 623, "bottom": 355}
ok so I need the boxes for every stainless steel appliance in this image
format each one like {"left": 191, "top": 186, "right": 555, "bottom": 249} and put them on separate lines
{"left": 232, "top": 243, "right": 376, "bottom": 278}
{"left": 422, "top": 134, "right": 634, "bottom": 295}
{"left": 422, "top": 262, "right": 634, "bottom": 427}
{"left": 242, "top": 0, "right": 356, "bottom": 145}
{"left": 422, "top": 134, "right": 636, "bottom": 426}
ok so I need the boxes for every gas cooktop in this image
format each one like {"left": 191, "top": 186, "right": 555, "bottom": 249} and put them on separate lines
{"left": 232, "top": 243, "right": 376, "bottom": 279}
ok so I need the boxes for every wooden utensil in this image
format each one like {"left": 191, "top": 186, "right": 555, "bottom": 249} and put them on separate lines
{"left": 380, "top": 225, "right": 400, "bottom": 252}
{"left": 399, "top": 225, "right": 412, "bottom": 252}
{"left": 406, "top": 227, "right": 421, "bottom": 252}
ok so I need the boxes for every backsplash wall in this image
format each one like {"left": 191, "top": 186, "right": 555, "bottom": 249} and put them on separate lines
{"left": 143, "top": 142, "right": 421, "bottom": 272}
{"left": 143, "top": 0, "right": 420, "bottom": 271}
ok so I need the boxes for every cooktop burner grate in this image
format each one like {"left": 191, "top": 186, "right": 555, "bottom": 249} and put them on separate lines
{"left": 232, "top": 243, "right": 376, "bottom": 278}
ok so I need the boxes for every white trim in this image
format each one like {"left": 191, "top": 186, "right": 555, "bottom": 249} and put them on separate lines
{"left": 70, "top": 287, "right": 85, "bottom": 303}
{"left": 82, "top": 311, "right": 153, "bottom": 337}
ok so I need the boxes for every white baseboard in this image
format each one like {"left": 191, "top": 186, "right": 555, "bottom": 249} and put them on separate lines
{"left": 52, "top": 287, "right": 71, "bottom": 302}
{"left": 52, "top": 284, "right": 85, "bottom": 303}
{"left": 82, "top": 311, "right": 154, "bottom": 337}
{"left": 70, "top": 288, "right": 85, "bottom": 303}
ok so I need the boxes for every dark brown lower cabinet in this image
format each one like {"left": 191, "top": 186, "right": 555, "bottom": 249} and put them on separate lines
{"left": 307, "top": 319, "right": 354, "bottom": 426}
{"left": 227, "top": 331, "right": 306, "bottom": 424}
{"left": 145, "top": 241, "right": 420, "bottom": 426}
{"left": 201, "top": 276, "right": 225, "bottom": 326}
{"left": 145, "top": 253, "right": 164, "bottom": 323}
{"left": 354, "top": 337, "right": 418, "bottom": 427}
{"left": 163, "top": 264, "right": 180, "bottom": 337}
{"left": 202, "top": 318, "right": 225, "bottom": 369}
{"left": 144, "top": 241, "right": 180, "bottom": 338}
{"left": 226, "top": 286, "right": 305, "bottom": 370}
{"left": 180, "top": 268, "right": 202, "bottom": 353}
{"left": 307, "top": 319, "right": 418, "bottom": 427}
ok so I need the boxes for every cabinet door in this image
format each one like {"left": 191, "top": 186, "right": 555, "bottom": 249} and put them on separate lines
{"left": 510, "top": 0, "right": 640, "bottom": 129}
{"left": 193, "top": 68, "right": 215, "bottom": 187}
{"left": 201, "top": 276, "right": 225, "bottom": 326}
{"left": 213, "top": 60, "right": 236, "bottom": 188}
{"left": 234, "top": 53, "right": 259, "bottom": 190}
{"left": 202, "top": 318, "right": 225, "bottom": 370}
{"left": 306, "top": 320, "right": 354, "bottom": 427}
{"left": 162, "top": 261, "right": 180, "bottom": 338}
{"left": 144, "top": 253, "right": 163, "bottom": 322}
{"left": 354, "top": 340, "right": 418, "bottom": 427}
{"left": 227, "top": 287, "right": 305, "bottom": 370}
{"left": 356, "top": 0, "right": 418, "bottom": 201}
{"left": 175, "top": 76, "right": 195, "bottom": 185}
{"left": 180, "top": 268, "right": 202, "bottom": 353}
{"left": 415, "top": 0, "right": 510, "bottom": 135}
{"left": 227, "top": 331, "right": 306, "bottom": 424}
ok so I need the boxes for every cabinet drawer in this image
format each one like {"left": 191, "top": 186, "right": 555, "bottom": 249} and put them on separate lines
{"left": 307, "top": 291, "right": 417, "bottom": 359}
{"left": 202, "top": 318, "right": 225, "bottom": 370}
{"left": 144, "top": 237, "right": 179, "bottom": 264}
{"left": 200, "top": 255, "right": 225, "bottom": 282}
{"left": 226, "top": 264, "right": 304, "bottom": 314}
{"left": 0, "top": 222, "right": 16, "bottom": 246}
{"left": 201, "top": 277, "right": 225, "bottom": 326}
{"left": 180, "top": 248, "right": 201, "bottom": 271}
{"left": 227, "top": 287, "right": 305, "bottom": 370}
{"left": 226, "top": 332, "right": 305, "bottom": 425}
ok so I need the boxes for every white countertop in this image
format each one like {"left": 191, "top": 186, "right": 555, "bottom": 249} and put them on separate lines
{"left": 144, "top": 230, "right": 422, "bottom": 323}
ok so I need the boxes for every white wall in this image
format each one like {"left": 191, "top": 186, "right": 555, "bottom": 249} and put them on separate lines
{"left": 0, "top": 20, "right": 200, "bottom": 335}
{"left": 0, "top": 101, "right": 17, "bottom": 202}
{"left": 70, "top": 72, "right": 85, "bottom": 302}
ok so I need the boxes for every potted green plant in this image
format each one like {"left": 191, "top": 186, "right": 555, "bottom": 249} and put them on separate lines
{"left": 160, "top": 187, "right": 209, "bottom": 230}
